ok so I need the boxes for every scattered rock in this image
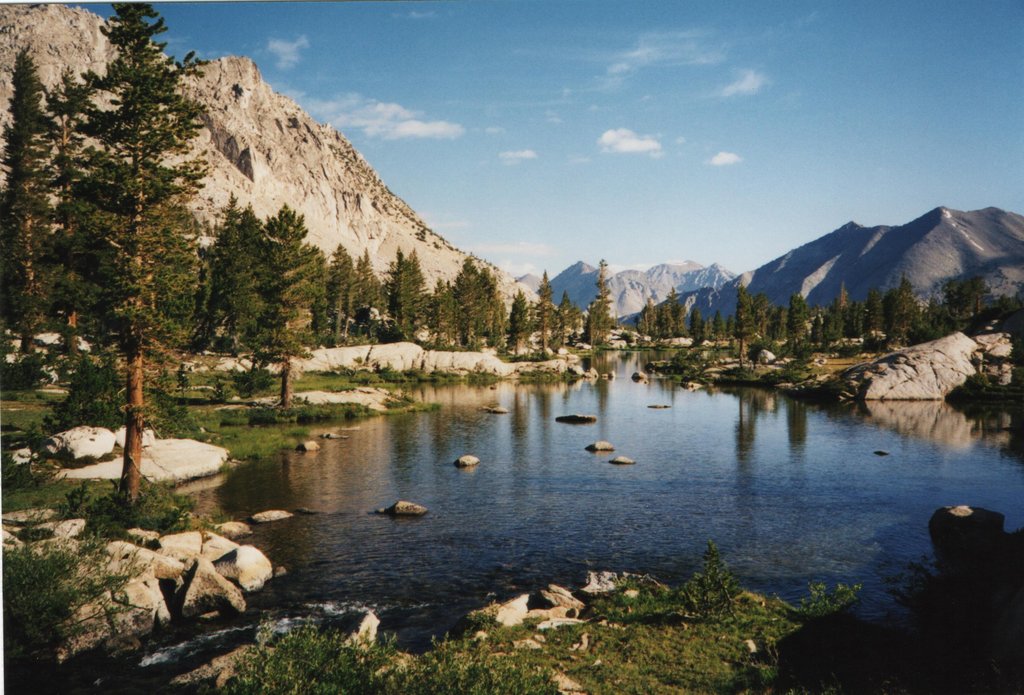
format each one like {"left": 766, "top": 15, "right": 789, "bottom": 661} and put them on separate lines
{"left": 603, "top": 372, "right": 615, "bottom": 380}
{"left": 514, "top": 637, "right": 544, "bottom": 650}
{"left": 556, "top": 414, "right": 597, "bottom": 424}
{"left": 376, "top": 500, "right": 428, "bottom": 516}
{"left": 623, "top": 589, "right": 640, "bottom": 599}
{"left": 158, "top": 531, "right": 204, "bottom": 562}
{"left": 928, "top": 505, "right": 1006, "bottom": 575}
{"left": 682, "top": 381, "right": 704, "bottom": 391}
{"left": 274, "top": 565, "right": 288, "bottom": 577}
{"left": 483, "top": 406, "right": 509, "bottom": 414}
{"left": 585, "top": 441, "right": 615, "bottom": 452}
{"left": 107, "top": 540, "right": 186, "bottom": 580}
{"left": 296, "top": 440, "right": 320, "bottom": 452}
{"left": 3, "top": 528, "right": 24, "bottom": 548}
{"left": 39, "top": 518, "right": 86, "bottom": 539}
{"left": 493, "top": 593, "right": 530, "bottom": 627}
{"left": 631, "top": 371, "right": 649, "bottom": 383}
{"left": 177, "top": 558, "right": 247, "bottom": 618}
{"left": 215, "top": 521, "right": 253, "bottom": 539}
{"left": 873, "top": 450, "right": 890, "bottom": 456}
{"left": 647, "top": 404, "right": 671, "bottom": 409}
{"left": 320, "top": 432, "right": 349, "bottom": 439}
{"left": 745, "top": 638, "right": 758, "bottom": 654}
{"left": 454, "top": 454, "right": 480, "bottom": 468}
{"left": 43, "top": 426, "right": 116, "bottom": 461}
{"left": 213, "top": 545, "right": 274, "bottom": 592}
{"left": 126, "top": 528, "right": 161, "bottom": 544}
{"left": 345, "top": 610, "right": 380, "bottom": 646}
{"left": 1, "top": 507, "right": 57, "bottom": 525}
{"left": 60, "top": 439, "right": 230, "bottom": 483}
{"left": 170, "top": 645, "right": 253, "bottom": 689}
{"left": 581, "top": 570, "right": 619, "bottom": 594}
{"left": 249, "top": 509, "right": 294, "bottom": 524}
{"left": 569, "top": 633, "right": 590, "bottom": 652}
{"left": 200, "top": 532, "right": 240, "bottom": 562}
{"left": 553, "top": 672, "right": 587, "bottom": 694}
{"left": 113, "top": 426, "right": 156, "bottom": 448}
{"left": 756, "top": 349, "right": 777, "bottom": 365}
{"left": 538, "top": 618, "right": 586, "bottom": 630}
{"left": 609, "top": 456, "right": 635, "bottom": 465}
{"left": 540, "top": 584, "right": 585, "bottom": 612}
{"left": 12, "top": 447, "right": 32, "bottom": 464}
{"left": 294, "top": 507, "right": 319, "bottom": 515}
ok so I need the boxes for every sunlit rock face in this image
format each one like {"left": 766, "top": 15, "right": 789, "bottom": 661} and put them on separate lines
{"left": 841, "top": 332, "right": 979, "bottom": 400}
{"left": 0, "top": 4, "right": 529, "bottom": 301}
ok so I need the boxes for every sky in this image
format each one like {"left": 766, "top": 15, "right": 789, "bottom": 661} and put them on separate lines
{"left": 88, "top": 1, "right": 1024, "bottom": 278}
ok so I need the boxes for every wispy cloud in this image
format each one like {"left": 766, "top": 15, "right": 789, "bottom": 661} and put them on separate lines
{"left": 303, "top": 94, "right": 464, "bottom": 140}
{"left": 598, "top": 128, "right": 663, "bottom": 158}
{"left": 603, "top": 31, "right": 725, "bottom": 88}
{"left": 392, "top": 9, "right": 436, "bottom": 20}
{"left": 545, "top": 109, "right": 563, "bottom": 124}
{"left": 708, "top": 151, "right": 742, "bottom": 166}
{"left": 719, "top": 69, "right": 768, "bottom": 97}
{"left": 267, "top": 35, "right": 309, "bottom": 70}
{"left": 499, "top": 149, "right": 538, "bottom": 165}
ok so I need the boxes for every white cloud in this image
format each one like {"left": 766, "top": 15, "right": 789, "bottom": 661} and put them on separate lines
{"left": 708, "top": 151, "right": 742, "bottom": 166}
{"left": 719, "top": 69, "right": 767, "bottom": 97}
{"left": 267, "top": 35, "right": 309, "bottom": 70}
{"left": 598, "top": 128, "right": 663, "bottom": 157}
{"left": 602, "top": 31, "right": 725, "bottom": 88}
{"left": 303, "top": 94, "right": 464, "bottom": 140}
{"left": 499, "top": 149, "right": 538, "bottom": 165}
{"left": 393, "top": 9, "right": 436, "bottom": 19}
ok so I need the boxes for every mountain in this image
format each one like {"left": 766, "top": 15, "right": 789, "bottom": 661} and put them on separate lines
{"left": 549, "top": 261, "right": 735, "bottom": 317}
{"left": 681, "top": 206, "right": 1024, "bottom": 317}
{"left": 0, "top": 4, "right": 529, "bottom": 299}
{"left": 515, "top": 274, "right": 543, "bottom": 293}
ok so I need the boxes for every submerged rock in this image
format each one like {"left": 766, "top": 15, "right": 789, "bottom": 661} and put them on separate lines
{"left": 585, "top": 441, "right": 615, "bottom": 452}
{"left": 296, "top": 440, "right": 320, "bottom": 452}
{"left": 454, "top": 454, "right": 480, "bottom": 468}
{"left": 215, "top": 521, "right": 252, "bottom": 539}
{"left": 610, "top": 456, "right": 635, "bottom": 465}
{"left": 556, "top": 414, "right": 597, "bottom": 424}
{"left": 249, "top": 509, "right": 294, "bottom": 524}
{"left": 376, "top": 500, "right": 428, "bottom": 516}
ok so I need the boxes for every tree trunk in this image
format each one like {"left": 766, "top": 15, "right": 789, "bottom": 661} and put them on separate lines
{"left": 65, "top": 311, "right": 79, "bottom": 356}
{"left": 280, "top": 358, "right": 293, "bottom": 408}
{"left": 120, "top": 349, "right": 145, "bottom": 503}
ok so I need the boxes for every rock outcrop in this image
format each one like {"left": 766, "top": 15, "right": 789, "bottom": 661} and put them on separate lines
{"left": 43, "top": 426, "right": 117, "bottom": 461}
{"left": 840, "top": 332, "right": 979, "bottom": 400}
{"left": 59, "top": 439, "right": 229, "bottom": 482}
{"left": 0, "top": 4, "right": 529, "bottom": 301}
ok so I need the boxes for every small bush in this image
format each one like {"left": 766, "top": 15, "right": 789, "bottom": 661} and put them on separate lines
{"left": 798, "top": 581, "right": 862, "bottom": 618}
{"left": 678, "top": 540, "right": 742, "bottom": 618}
{"left": 1, "top": 352, "right": 50, "bottom": 390}
{"left": 2, "top": 451, "right": 40, "bottom": 490}
{"left": 231, "top": 368, "right": 275, "bottom": 398}
{"left": 60, "top": 481, "right": 194, "bottom": 537}
{"left": 398, "top": 640, "right": 559, "bottom": 695}
{"left": 45, "top": 354, "right": 122, "bottom": 432}
{"left": 3, "top": 536, "right": 131, "bottom": 661}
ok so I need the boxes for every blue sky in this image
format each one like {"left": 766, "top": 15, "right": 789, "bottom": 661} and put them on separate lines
{"left": 91, "top": 1, "right": 1023, "bottom": 277}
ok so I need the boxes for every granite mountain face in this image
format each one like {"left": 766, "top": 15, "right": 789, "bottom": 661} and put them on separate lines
{"left": 679, "top": 207, "right": 1024, "bottom": 319}
{"left": 0, "top": 4, "right": 527, "bottom": 298}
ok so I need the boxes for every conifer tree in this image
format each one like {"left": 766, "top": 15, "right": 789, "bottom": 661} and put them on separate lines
{"left": 734, "top": 284, "right": 753, "bottom": 369}
{"left": 429, "top": 279, "right": 458, "bottom": 347}
{"left": 864, "top": 288, "right": 884, "bottom": 334}
{"left": 786, "top": 293, "right": 810, "bottom": 351}
{"left": 1, "top": 50, "right": 52, "bottom": 352}
{"left": 351, "top": 249, "right": 382, "bottom": 325}
{"left": 585, "top": 259, "right": 614, "bottom": 345}
{"left": 253, "top": 206, "right": 322, "bottom": 408}
{"left": 83, "top": 4, "right": 206, "bottom": 502}
{"left": 385, "top": 248, "right": 427, "bottom": 339}
{"left": 712, "top": 310, "right": 726, "bottom": 341}
{"left": 883, "top": 276, "right": 918, "bottom": 345}
{"left": 326, "top": 244, "right": 355, "bottom": 343}
{"left": 46, "top": 68, "right": 95, "bottom": 351}
{"left": 637, "top": 298, "right": 656, "bottom": 337}
{"left": 555, "top": 290, "right": 577, "bottom": 347}
{"left": 533, "top": 271, "right": 555, "bottom": 352}
{"left": 689, "top": 306, "right": 704, "bottom": 344}
{"left": 507, "top": 290, "right": 532, "bottom": 353}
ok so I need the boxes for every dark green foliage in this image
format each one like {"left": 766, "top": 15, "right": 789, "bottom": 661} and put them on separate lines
{"left": 401, "top": 640, "right": 558, "bottom": 695}
{"left": 0, "top": 49, "right": 52, "bottom": 352}
{"left": 555, "top": 290, "right": 580, "bottom": 347}
{"left": 3, "top": 536, "right": 131, "bottom": 660}
{"left": 45, "top": 354, "right": 122, "bottom": 431}
{"left": 452, "top": 258, "right": 506, "bottom": 349}
{"left": 219, "top": 403, "right": 369, "bottom": 427}
{"left": 585, "top": 259, "right": 614, "bottom": 345}
{"left": 61, "top": 480, "right": 194, "bottom": 537}
{"left": 798, "top": 581, "right": 862, "bottom": 618}
{"left": 385, "top": 248, "right": 428, "bottom": 340}
{"left": 231, "top": 368, "right": 276, "bottom": 398}
{"left": 678, "top": 540, "right": 742, "bottom": 618}
{"left": 428, "top": 278, "right": 459, "bottom": 348}
{"left": 506, "top": 290, "right": 532, "bottom": 353}
{"left": 2, "top": 451, "right": 38, "bottom": 490}
{"left": 327, "top": 244, "right": 356, "bottom": 344}
{"left": 1, "top": 351, "right": 49, "bottom": 390}
{"left": 733, "top": 284, "right": 753, "bottom": 368}
{"left": 533, "top": 271, "right": 555, "bottom": 351}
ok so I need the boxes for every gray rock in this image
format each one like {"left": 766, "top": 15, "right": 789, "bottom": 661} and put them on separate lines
{"left": 483, "top": 406, "right": 509, "bottom": 414}
{"left": 1, "top": 507, "right": 56, "bottom": 525}
{"left": 178, "top": 558, "right": 247, "bottom": 618}
{"left": 585, "top": 441, "right": 615, "bottom": 452}
{"left": 213, "top": 545, "right": 273, "bottom": 592}
{"left": 376, "top": 500, "right": 428, "bottom": 516}
{"left": 249, "top": 509, "right": 294, "bottom": 524}
{"left": 581, "top": 570, "right": 620, "bottom": 594}
{"left": 539, "top": 584, "right": 585, "bottom": 612}
{"left": 296, "top": 440, "right": 320, "bottom": 452}
{"left": 43, "top": 426, "right": 116, "bottom": 461}
{"left": 556, "top": 414, "right": 597, "bottom": 424}
{"left": 454, "top": 454, "right": 480, "bottom": 468}
{"left": 841, "top": 332, "right": 979, "bottom": 400}
{"left": 214, "top": 521, "right": 253, "bottom": 539}
{"left": 648, "top": 404, "right": 671, "bottom": 409}
{"left": 610, "top": 456, "right": 635, "bottom": 465}
{"left": 631, "top": 371, "right": 649, "bottom": 383}
{"left": 345, "top": 610, "right": 380, "bottom": 646}
{"left": 158, "top": 531, "right": 203, "bottom": 561}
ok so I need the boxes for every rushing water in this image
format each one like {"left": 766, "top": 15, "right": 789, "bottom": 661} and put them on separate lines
{"left": 55, "top": 350, "right": 1024, "bottom": 687}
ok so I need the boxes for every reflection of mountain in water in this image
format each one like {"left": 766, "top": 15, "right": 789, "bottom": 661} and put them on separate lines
{"left": 857, "top": 400, "right": 1023, "bottom": 460}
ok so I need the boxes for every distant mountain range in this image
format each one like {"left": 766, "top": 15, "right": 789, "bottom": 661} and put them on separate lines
{"left": 519, "top": 261, "right": 736, "bottom": 317}
{"left": 678, "top": 206, "right": 1024, "bottom": 319}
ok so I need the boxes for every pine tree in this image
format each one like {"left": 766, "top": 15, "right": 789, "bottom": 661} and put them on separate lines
{"left": 586, "top": 259, "right": 614, "bottom": 345}
{"left": 733, "top": 284, "right": 753, "bottom": 369}
{"left": 883, "top": 276, "right": 918, "bottom": 345}
{"left": 507, "top": 290, "right": 532, "bottom": 354}
{"left": 712, "top": 310, "right": 726, "bottom": 341}
{"left": 429, "top": 279, "right": 458, "bottom": 347}
{"left": 83, "top": 4, "right": 206, "bottom": 503}
{"left": 46, "top": 68, "right": 95, "bottom": 352}
{"left": 351, "top": 249, "right": 382, "bottom": 329}
{"left": 253, "top": 206, "right": 322, "bottom": 408}
{"left": 326, "top": 244, "right": 355, "bottom": 344}
{"left": 864, "top": 288, "right": 884, "bottom": 335}
{"left": 385, "top": 248, "right": 427, "bottom": 339}
{"left": 555, "top": 291, "right": 577, "bottom": 347}
{"left": 637, "top": 298, "right": 656, "bottom": 337}
{"left": 1, "top": 50, "right": 52, "bottom": 353}
{"left": 787, "top": 293, "right": 810, "bottom": 351}
{"left": 689, "top": 307, "right": 704, "bottom": 344}
{"left": 533, "top": 271, "right": 555, "bottom": 352}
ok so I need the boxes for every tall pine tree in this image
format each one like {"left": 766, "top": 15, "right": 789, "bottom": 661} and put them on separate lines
{"left": 83, "top": 4, "right": 206, "bottom": 502}
{"left": 585, "top": 259, "right": 614, "bottom": 345}
{"left": 1, "top": 50, "right": 52, "bottom": 352}
{"left": 533, "top": 271, "right": 555, "bottom": 353}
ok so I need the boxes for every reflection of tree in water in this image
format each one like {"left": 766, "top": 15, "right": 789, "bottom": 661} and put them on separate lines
{"left": 510, "top": 389, "right": 530, "bottom": 465}
{"left": 388, "top": 412, "right": 422, "bottom": 483}
{"left": 786, "top": 398, "right": 808, "bottom": 454}
{"left": 735, "top": 390, "right": 764, "bottom": 465}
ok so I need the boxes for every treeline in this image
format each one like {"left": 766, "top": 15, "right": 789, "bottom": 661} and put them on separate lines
{"left": 636, "top": 275, "right": 1021, "bottom": 361}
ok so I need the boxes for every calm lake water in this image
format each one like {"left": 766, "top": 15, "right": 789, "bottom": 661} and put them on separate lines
{"left": 126, "top": 350, "right": 1024, "bottom": 679}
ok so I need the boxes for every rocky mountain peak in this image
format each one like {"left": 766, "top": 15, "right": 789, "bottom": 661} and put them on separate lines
{"left": 0, "top": 4, "right": 529, "bottom": 299}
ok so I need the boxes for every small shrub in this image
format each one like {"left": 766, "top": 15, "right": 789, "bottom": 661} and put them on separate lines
{"left": 2, "top": 451, "right": 39, "bottom": 490}
{"left": 45, "top": 354, "right": 122, "bottom": 432}
{"left": 798, "top": 581, "right": 862, "bottom": 618}
{"left": 397, "top": 640, "right": 559, "bottom": 695}
{"left": 231, "top": 368, "right": 275, "bottom": 398}
{"left": 1, "top": 352, "right": 50, "bottom": 390}
{"left": 62, "top": 481, "right": 194, "bottom": 537}
{"left": 678, "top": 540, "right": 742, "bottom": 618}
{"left": 3, "top": 536, "right": 131, "bottom": 661}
